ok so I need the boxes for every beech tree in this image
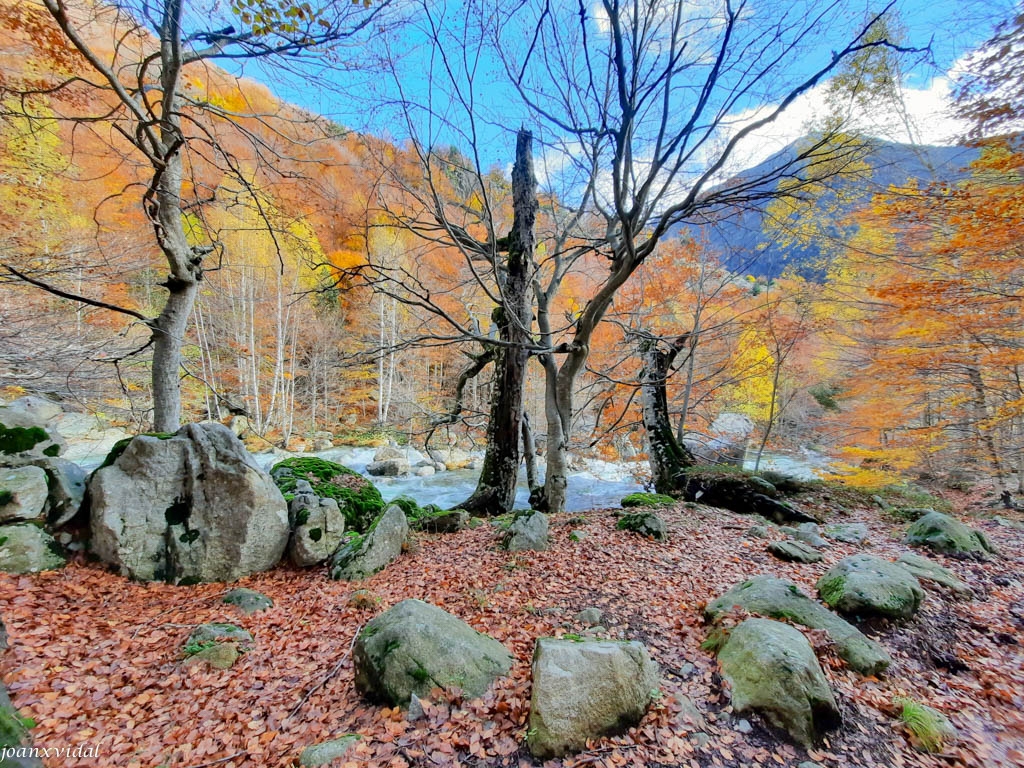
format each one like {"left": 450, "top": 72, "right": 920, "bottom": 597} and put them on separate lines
{"left": 1, "top": 0, "right": 389, "bottom": 431}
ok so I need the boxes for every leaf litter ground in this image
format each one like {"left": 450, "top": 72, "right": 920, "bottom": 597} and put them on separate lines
{"left": 1, "top": 489, "right": 1022, "bottom": 768}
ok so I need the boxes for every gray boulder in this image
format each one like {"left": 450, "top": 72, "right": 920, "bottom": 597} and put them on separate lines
{"left": 187, "top": 622, "right": 253, "bottom": 647}
{"left": 373, "top": 444, "right": 407, "bottom": 462}
{"left": 427, "top": 447, "right": 472, "bottom": 469}
{"left": 816, "top": 555, "right": 924, "bottom": 621}
{"left": 366, "top": 459, "right": 410, "bottom": 477}
{"left": 0, "top": 404, "right": 65, "bottom": 465}
{"left": 89, "top": 423, "right": 289, "bottom": 584}
{"left": 527, "top": 638, "right": 659, "bottom": 759}
{"left": 222, "top": 588, "right": 274, "bottom": 614}
{"left": 0, "top": 524, "right": 65, "bottom": 574}
{"left": 353, "top": 599, "right": 512, "bottom": 705}
{"left": 330, "top": 504, "right": 408, "bottom": 581}
{"left": 768, "top": 540, "right": 823, "bottom": 563}
{"left": 299, "top": 735, "right": 360, "bottom": 766}
{"left": 717, "top": 619, "right": 840, "bottom": 747}
{"left": 905, "top": 511, "right": 994, "bottom": 558}
{"left": 616, "top": 512, "right": 668, "bottom": 541}
{"left": 825, "top": 522, "right": 869, "bottom": 545}
{"left": 35, "top": 458, "right": 86, "bottom": 529}
{"left": 0, "top": 466, "right": 48, "bottom": 523}
{"left": 896, "top": 552, "right": 973, "bottom": 596}
{"left": 705, "top": 575, "right": 891, "bottom": 676}
{"left": 414, "top": 510, "right": 468, "bottom": 533}
{"left": 781, "top": 522, "right": 828, "bottom": 548}
{"left": 504, "top": 510, "right": 549, "bottom": 551}
{"left": 288, "top": 493, "right": 345, "bottom": 567}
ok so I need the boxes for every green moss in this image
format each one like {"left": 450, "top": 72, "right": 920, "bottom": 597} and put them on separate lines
{"left": 272, "top": 457, "right": 384, "bottom": 533}
{"left": 390, "top": 495, "right": 423, "bottom": 520}
{"left": 700, "top": 626, "right": 730, "bottom": 653}
{"left": 0, "top": 705, "right": 34, "bottom": 749}
{"left": 817, "top": 575, "right": 847, "bottom": 607}
{"left": 309, "top": 527, "right": 323, "bottom": 542}
{"left": 0, "top": 490, "right": 12, "bottom": 507}
{"left": 98, "top": 432, "right": 176, "bottom": 470}
{"left": 178, "top": 530, "right": 200, "bottom": 544}
{"left": 42, "top": 444, "right": 60, "bottom": 457}
{"left": 182, "top": 639, "right": 217, "bottom": 658}
{"left": 294, "top": 508, "right": 310, "bottom": 527}
{"left": 0, "top": 424, "right": 49, "bottom": 455}
{"left": 621, "top": 492, "right": 675, "bottom": 508}
{"left": 410, "top": 662, "right": 431, "bottom": 682}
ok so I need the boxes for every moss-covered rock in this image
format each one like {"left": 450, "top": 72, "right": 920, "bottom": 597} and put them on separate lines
{"left": 620, "top": 492, "right": 675, "bottom": 509}
{"left": 677, "top": 467, "right": 817, "bottom": 524}
{"left": 895, "top": 553, "right": 973, "bottom": 596}
{"left": 411, "top": 509, "right": 469, "bottom": 533}
{"left": 503, "top": 510, "right": 549, "bottom": 551}
{"left": 705, "top": 575, "right": 890, "bottom": 676}
{"left": 905, "top": 511, "right": 994, "bottom": 559}
{"left": 816, "top": 555, "right": 924, "bottom": 621}
{"left": 616, "top": 512, "right": 667, "bottom": 541}
{"left": 717, "top": 618, "right": 840, "bottom": 747}
{"left": 298, "top": 735, "right": 360, "bottom": 766}
{"left": 767, "top": 540, "right": 822, "bottom": 563}
{"left": 0, "top": 524, "right": 64, "bottom": 574}
{"left": 353, "top": 599, "right": 513, "bottom": 705}
{"left": 222, "top": 588, "right": 273, "bottom": 614}
{"left": 271, "top": 457, "right": 383, "bottom": 534}
{"left": 0, "top": 404, "right": 65, "bottom": 465}
{"left": 330, "top": 504, "right": 408, "bottom": 581}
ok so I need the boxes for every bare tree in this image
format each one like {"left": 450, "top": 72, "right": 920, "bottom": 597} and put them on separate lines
{"left": 2, "top": 0, "right": 389, "bottom": 430}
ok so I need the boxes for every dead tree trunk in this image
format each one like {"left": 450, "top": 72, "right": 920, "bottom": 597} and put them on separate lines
{"left": 638, "top": 332, "right": 695, "bottom": 494}
{"left": 459, "top": 129, "right": 537, "bottom": 515}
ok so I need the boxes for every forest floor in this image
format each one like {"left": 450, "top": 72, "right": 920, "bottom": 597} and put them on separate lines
{"left": 1, "top": 482, "right": 1023, "bottom": 768}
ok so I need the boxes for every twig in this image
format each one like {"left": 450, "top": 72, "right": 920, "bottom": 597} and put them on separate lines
{"left": 130, "top": 590, "right": 230, "bottom": 639}
{"left": 286, "top": 623, "right": 362, "bottom": 722}
{"left": 183, "top": 751, "right": 247, "bottom": 768}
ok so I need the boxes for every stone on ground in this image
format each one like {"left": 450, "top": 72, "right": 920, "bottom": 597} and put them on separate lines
{"left": 780, "top": 522, "right": 828, "bottom": 548}
{"left": 222, "top": 588, "right": 274, "bottom": 614}
{"left": 768, "top": 540, "right": 823, "bottom": 563}
{"left": 527, "top": 637, "right": 659, "bottom": 759}
{"left": 825, "top": 522, "right": 869, "bottom": 545}
{"left": 90, "top": 424, "right": 289, "bottom": 584}
{"left": 705, "top": 575, "right": 891, "bottom": 676}
{"left": 366, "top": 458, "right": 410, "bottom": 477}
{"left": 187, "top": 623, "right": 253, "bottom": 647}
{"left": 0, "top": 466, "right": 48, "bottom": 523}
{"left": 352, "top": 599, "right": 513, "bottom": 705}
{"left": 288, "top": 492, "right": 345, "bottom": 567}
{"left": 717, "top": 618, "right": 840, "bottom": 747}
{"left": 504, "top": 510, "right": 549, "bottom": 551}
{"left": 905, "top": 511, "right": 994, "bottom": 558}
{"left": 895, "top": 552, "right": 973, "bottom": 596}
{"left": 33, "top": 458, "right": 86, "bottom": 528}
{"left": 576, "top": 607, "right": 603, "bottom": 626}
{"left": 299, "top": 735, "right": 360, "bottom": 766}
{"left": 816, "top": 554, "right": 924, "bottom": 621}
{"left": 184, "top": 642, "right": 240, "bottom": 670}
{"left": 330, "top": 504, "right": 408, "bottom": 581}
{"left": 616, "top": 512, "right": 668, "bottom": 541}
{"left": 0, "top": 524, "right": 64, "bottom": 574}
{"left": 411, "top": 509, "right": 467, "bottom": 533}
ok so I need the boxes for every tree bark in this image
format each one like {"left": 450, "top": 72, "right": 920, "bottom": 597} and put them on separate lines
{"left": 638, "top": 333, "right": 695, "bottom": 494}
{"left": 459, "top": 129, "right": 537, "bottom": 515}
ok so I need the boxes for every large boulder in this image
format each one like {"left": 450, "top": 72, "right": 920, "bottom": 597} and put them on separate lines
{"left": 330, "top": 504, "right": 408, "bottom": 581}
{"left": 717, "top": 619, "right": 840, "bottom": 747}
{"left": 426, "top": 446, "right": 473, "bottom": 470}
{"left": 895, "top": 552, "right": 973, "bottom": 597}
{"left": 504, "top": 510, "right": 549, "bottom": 551}
{"left": 905, "top": 511, "right": 994, "bottom": 559}
{"left": 353, "top": 599, "right": 513, "bottom": 705}
{"left": 705, "top": 575, "right": 891, "bottom": 676}
{"left": 0, "top": 524, "right": 65, "bottom": 574}
{"left": 89, "top": 423, "right": 289, "bottom": 584}
{"left": 0, "top": 404, "right": 65, "bottom": 465}
{"left": 271, "top": 457, "right": 384, "bottom": 533}
{"left": 0, "top": 466, "right": 48, "bottom": 523}
{"left": 366, "top": 459, "right": 410, "bottom": 477}
{"left": 616, "top": 512, "right": 668, "bottom": 541}
{"left": 288, "top": 493, "right": 345, "bottom": 567}
{"left": 816, "top": 555, "right": 924, "bottom": 621}
{"left": 527, "top": 638, "right": 659, "bottom": 759}
{"left": 677, "top": 468, "right": 817, "bottom": 524}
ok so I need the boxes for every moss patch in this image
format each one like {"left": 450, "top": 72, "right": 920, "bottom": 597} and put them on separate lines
{"left": 271, "top": 457, "right": 384, "bottom": 533}
{"left": 621, "top": 492, "right": 675, "bottom": 509}
{"left": 0, "top": 424, "right": 49, "bottom": 455}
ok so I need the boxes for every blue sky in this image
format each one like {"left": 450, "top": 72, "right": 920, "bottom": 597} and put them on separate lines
{"left": 230, "top": 0, "right": 1016, "bottom": 176}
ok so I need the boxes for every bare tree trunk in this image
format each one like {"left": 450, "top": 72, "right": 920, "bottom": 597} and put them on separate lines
{"left": 522, "top": 409, "right": 540, "bottom": 496}
{"left": 460, "top": 129, "right": 537, "bottom": 515}
{"left": 638, "top": 333, "right": 695, "bottom": 494}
